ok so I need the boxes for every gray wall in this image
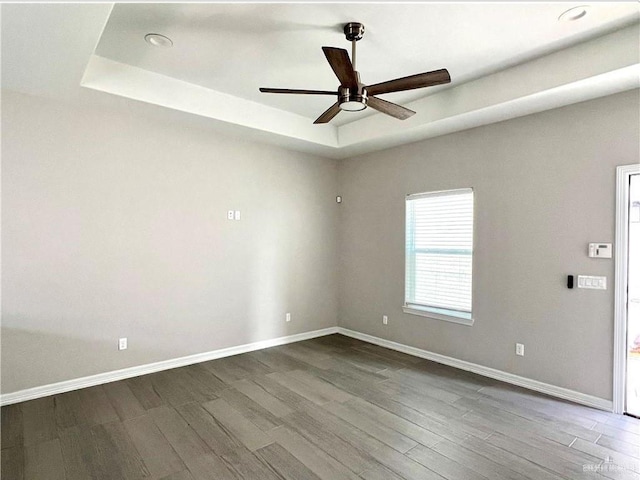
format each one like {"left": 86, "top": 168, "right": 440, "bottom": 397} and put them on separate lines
{"left": 337, "top": 90, "right": 640, "bottom": 400}
{"left": 3, "top": 88, "right": 638, "bottom": 401}
{"left": 1, "top": 91, "right": 339, "bottom": 394}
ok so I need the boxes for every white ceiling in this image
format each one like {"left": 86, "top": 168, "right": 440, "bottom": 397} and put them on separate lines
{"left": 95, "top": 3, "right": 639, "bottom": 125}
{"left": 2, "top": 3, "right": 639, "bottom": 158}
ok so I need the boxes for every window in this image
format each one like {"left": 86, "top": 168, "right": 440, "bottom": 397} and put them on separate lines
{"left": 404, "top": 188, "right": 474, "bottom": 325}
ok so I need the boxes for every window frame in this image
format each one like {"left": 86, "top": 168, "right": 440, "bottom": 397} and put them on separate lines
{"left": 403, "top": 188, "right": 475, "bottom": 326}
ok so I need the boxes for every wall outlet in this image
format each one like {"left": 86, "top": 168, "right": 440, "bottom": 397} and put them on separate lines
{"left": 227, "top": 210, "right": 234, "bottom": 220}
{"left": 234, "top": 210, "right": 241, "bottom": 220}
{"left": 382, "top": 315, "right": 388, "bottom": 325}
{"left": 515, "top": 343, "right": 524, "bottom": 356}
{"left": 119, "top": 337, "right": 128, "bottom": 351}
{"left": 286, "top": 312, "right": 291, "bottom": 322}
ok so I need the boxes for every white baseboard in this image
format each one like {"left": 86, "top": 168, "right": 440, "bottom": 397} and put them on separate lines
{"left": 2, "top": 325, "right": 613, "bottom": 412}
{"left": 337, "top": 327, "right": 613, "bottom": 412}
{"left": 0, "top": 326, "right": 339, "bottom": 406}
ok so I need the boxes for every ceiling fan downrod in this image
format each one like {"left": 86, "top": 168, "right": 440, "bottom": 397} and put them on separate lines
{"left": 344, "top": 22, "right": 365, "bottom": 71}
{"left": 340, "top": 22, "right": 367, "bottom": 111}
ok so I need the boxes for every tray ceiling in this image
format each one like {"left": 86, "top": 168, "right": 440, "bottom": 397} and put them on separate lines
{"left": 2, "top": 3, "right": 639, "bottom": 158}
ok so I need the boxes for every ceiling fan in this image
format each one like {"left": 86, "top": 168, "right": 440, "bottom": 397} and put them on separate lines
{"left": 259, "top": 22, "right": 451, "bottom": 124}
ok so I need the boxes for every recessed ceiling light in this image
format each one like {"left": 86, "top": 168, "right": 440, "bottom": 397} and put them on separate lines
{"left": 144, "top": 33, "right": 173, "bottom": 48}
{"left": 558, "top": 5, "right": 589, "bottom": 22}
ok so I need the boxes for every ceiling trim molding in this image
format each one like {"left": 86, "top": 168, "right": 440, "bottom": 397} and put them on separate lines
{"left": 337, "top": 64, "right": 639, "bottom": 158}
{"left": 81, "top": 55, "right": 339, "bottom": 148}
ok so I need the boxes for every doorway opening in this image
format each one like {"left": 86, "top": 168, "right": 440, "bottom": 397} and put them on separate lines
{"left": 614, "top": 164, "right": 640, "bottom": 415}
{"left": 625, "top": 173, "right": 640, "bottom": 415}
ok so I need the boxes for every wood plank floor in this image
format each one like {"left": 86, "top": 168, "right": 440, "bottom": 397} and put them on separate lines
{"left": 2, "top": 334, "right": 640, "bottom": 479}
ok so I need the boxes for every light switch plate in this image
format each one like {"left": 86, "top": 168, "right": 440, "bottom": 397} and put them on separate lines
{"left": 577, "top": 275, "right": 607, "bottom": 290}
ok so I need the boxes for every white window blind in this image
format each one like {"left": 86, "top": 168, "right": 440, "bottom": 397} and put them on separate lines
{"left": 405, "top": 188, "right": 474, "bottom": 320}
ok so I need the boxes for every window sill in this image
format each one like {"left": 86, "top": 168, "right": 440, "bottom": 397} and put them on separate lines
{"left": 402, "top": 305, "right": 474, "bottom": 326}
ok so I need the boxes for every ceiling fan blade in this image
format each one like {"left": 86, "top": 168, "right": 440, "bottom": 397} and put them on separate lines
{"left": 259, "top": 88, "right": 337, "bottom": 95}
{"left": 322, "top": 47, "right": 358, "bottom": 88}
{"left": 313, "top": 102, "right": 341, "bottom": 124}
{"left": 366, "top": 69, "right": 451, "bottom": 96}
{"left": 367, "top": 96, "right": 415, "bottom": 120}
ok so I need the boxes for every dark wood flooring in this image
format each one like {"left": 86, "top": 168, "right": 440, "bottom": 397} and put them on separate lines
{"left": 2, "top": 334, "right": 639, "bottom": 479}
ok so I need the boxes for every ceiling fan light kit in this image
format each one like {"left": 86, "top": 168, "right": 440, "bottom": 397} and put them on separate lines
{"left": 259, "top": 22, "right": 451, "bottom": 124}
{"left": 339, "top": 84, "right": 367, "bottom": 111}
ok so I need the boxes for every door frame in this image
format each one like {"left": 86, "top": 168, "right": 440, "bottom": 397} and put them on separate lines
{"left": 614, "top": 164, "right": 640, "bottom": 414}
